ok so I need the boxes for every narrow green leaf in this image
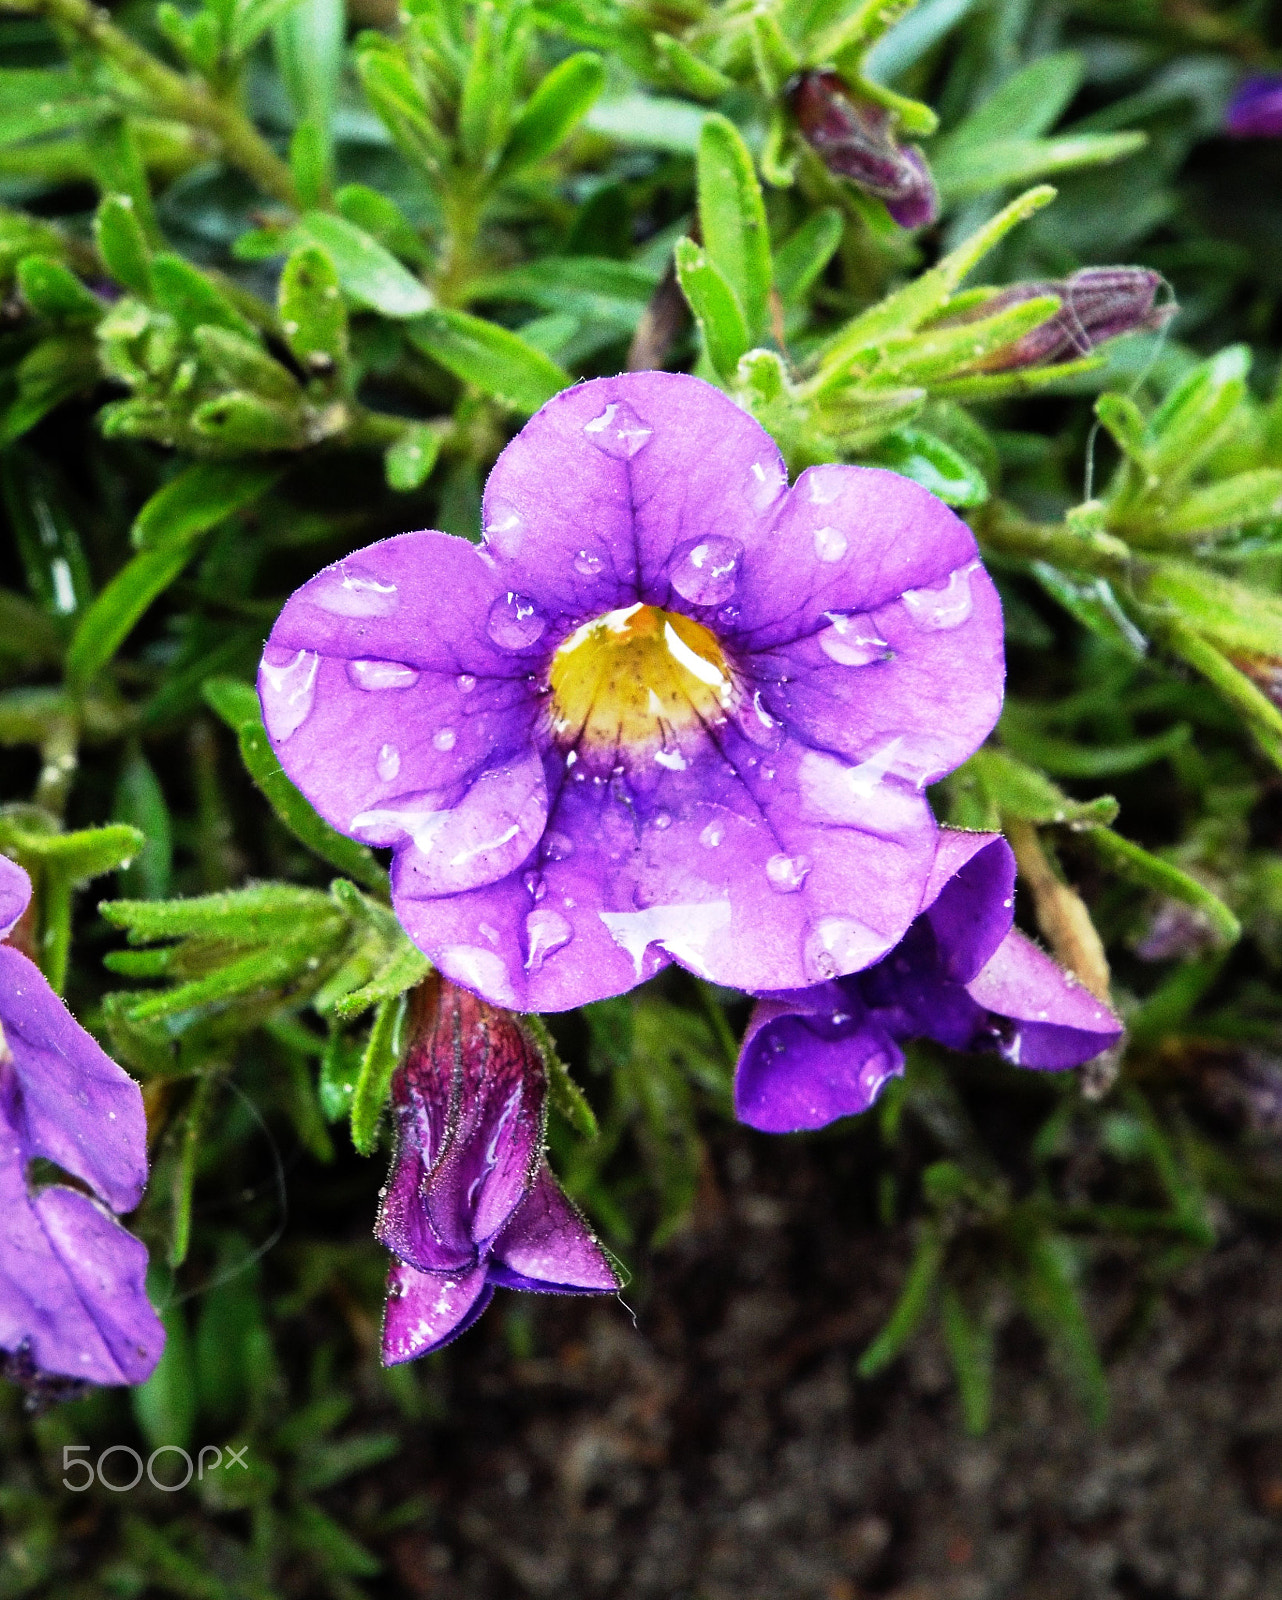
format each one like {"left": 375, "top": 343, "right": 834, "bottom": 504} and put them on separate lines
{"left": 674, "top": 235, "right": 750, "bottom": 382}
{"left": 94, "top": 194, "right": 153, "bottom": 298}
{"left": 354, "top": 48, "right": 448, "bottom": 172}
{"left": 193, "top": 325, "right": 302, "bottom": 403}
{"left": 10, "top": 822, "right": 144, "bottom": 883}
{"left": 773, "top": 208, "right": 843, "bottom": 306}
{"left": 17, "top": 255, "right": 101, "bottom": 323}
{"left": 864, "top": 426, "right": 988, "bottom": 506}
{"left": 189, "top": 391, "right": 303, "bottom": 450}
{"left": 350, "top": 995, "right": 407, "bottom": 1155}
{"left": 278, "top": 243, "right": 348, "bottom": 370}
{"left": 857, "top": 1225, "right": 945, "bottom": 1377}
{"left": 951, "top": 747, "right": 1120, "bottom": 828}
{"left": 335, "top": 184, "right": 429, "bottom": 266}
{"left": 1019, "top": 1232, "right": 1108, "bottom": 1426}
{"left": 292, "top": 212, "right": 433, "bottom": 318}
{"left": 1079, "top": 824, "right": 1240, "bottom": 946}
{"left": 941, "top": 1286, "right": 993, "bottom": 1435}
{"left": 132, "top": 462, "right": 281, "bottom": 551}
{"left": 170, "top": 1072, "right": 220, "bottom": 1267}
{"left": 151, "top": 253, "right": 256, "bottom": 338}
{"left": 697, "top": 113, "right": 771, "bottom": 345}
{"left": 498, "top": 52, "right": 605, "bottom": 176}
{"left": 113, "top": 748, "right": 173, "bottom": 900}
{"left": 67, "top": 543, "right": 203, "bottom": 689}
{"left": 408, "top": 308, "right": 569, "bottom": 412}
{"left": 525, "top": 1013, "right": 598, "bottom": 1139}
{"left": 934, "top": 132, "right": 1146, "bottom": 200}
{"left": 385, "top": 423, "right": 442, "bottom": 491}
{"left": 1145, "top": 345, "right": 1250, "bottom": 482}
{"left": 652, "top": 33, "right": 731, "bottom": 99}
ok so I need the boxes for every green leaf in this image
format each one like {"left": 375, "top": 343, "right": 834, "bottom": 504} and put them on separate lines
{"left": 133, "top": 1295, "right": 197, "bottom": 1453}
{"left": 273, "top": 0, "right": 343, "bottom": 181}
{"left": 113, "top": 748, "right": 173, "bottom": 900}
{"left": 385, "top": 423, "right": 442, "bottom": 491}
{"left": 674, "top": 235, "right": 750, "bottom": 382}
{"left": 997, "top": 716, "right": 1190, "bottom": 780}
{"left": 278, "top": 243, "right": 348, "bottom": 370}
{"left": 16, "top": 255, "right": 100, "bottom": 323}
{"left": 193, "top": 324, "right": 301, "bottom": 403}
{"left": 1030, "top": 563, "right": 1148, "bottom": 659}
{"left": 335, "top": 184, "right": 429, "bottom": 266}
{"left": 354, "top": 48, "right": 447, "bottom": 172}
{"left": 132, "top": 462, "right": 282, "bottom": 551}
{"left": 651, "top": 32, "right": 731, "bottom": 99}
{"left": 584, "top": 93, "right": 707, "bottom": 154}
{"left": 498, "top": 52, "right": 605, "bottom": 176}
{"left": 941, "top": 1286, "right": 993, "bottom": 1435}
{"left": 697, "top": 114, "right": 771, "bottom": 345}
{"left": 203, "top": 677, "right": 387, "bottom": 893}
{"left": 349, "top": 995, "right": 407, "bottom": 1155}
{"left": 1018, "top": 1231, "right": 1108, "bottom": 1426}
{"left": 290, "top": 117, "right": 330, "bottom": 209}
{"left": 1136, "top": 470, "right": 1282, "bottom": 541}
{"left": 943, "top": 52, "right": 1086, "bottom": 148}
{"left": 773, "top": 208, "right": 843, "bottom": 306}
{"left": 0, "top": 69, "right": 114, "bottom": 144}
{"left": 1, "top": 447, "right": 92, "bottom": 618}
{"left": 953, "top": 747, "right": 1120, "bottom": 828}
{"left": 0, "top": 333, "right": 101, "bottom": 445}
{"left": 1079, "top": 824, "right": 1240, "bottom": 946}
{"left": 87, "top": 117, "right": 161, "bottom": 246}
{"left": 933, "top": 133, "right": 1146, "bottom": 201}
{"left": 290, "top": 212, "right": 434, "bottom": 318}
{"left": 8, "top": 821, "right": 144, "bottom": 883}
{"left": 94, "top": 193, "right": 154, "bottom": 298}
{"left": 1145, "top": 345, "right": 1250, "bottom": 482}
{"left": 864, "top": 426, "right": 988, "bottom": 506}
{"left": 190, "top": 392, "right": 303, "bottom": 451}
{"left": 857, "top": 1225, "right": 945, "bottom": 1377}
{"left": 408, "top": 308, "right": 570, "bottom": 412}
{"left": 151, "top": 253, "right": 256, "bottom": 339}
{"left": 525, "top": 1013, "right": 598, "bottom": 1139}
{"left": 229, "top": 0, "right": 307, "bottom": 56}
{"left": 66, "top": 541, "right": 203, "bottom": 690}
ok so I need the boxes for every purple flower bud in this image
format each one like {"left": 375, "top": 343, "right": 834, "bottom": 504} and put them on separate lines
{"left": 1226, "top": 75, "right": 1282, "bottom": 138}
{"left": 789, "top": 71, "right": 939, "bottom": 229}
{"left": 377, "top": 976, "right": 617, "bottom": 1363}
{"left": 0, "top": 855, "right": 164, "bottom": 1393}
{"left": 944, "top": 267, "right": 1173, "bottom": 372}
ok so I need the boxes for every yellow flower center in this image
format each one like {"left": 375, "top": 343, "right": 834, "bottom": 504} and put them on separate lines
{"left": 548, "top": 604, "right": 734, "bottom": 751}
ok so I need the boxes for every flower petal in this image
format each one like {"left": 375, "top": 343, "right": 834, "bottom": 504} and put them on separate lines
{"left": 735, "top": 990, "right": 905, "bottom": 1132}
{"left": 0, "top": 947, "right": 148, "bottom": 1212}
{"left": 0, "top": 856, "right": 30, "bottom": 939}
{"left": 965, "top": 929, "right": 1123, "bottom": 1068}
{"left": 261, "top": 531, "right": 542, "bottom": 852}
{"left": 488, "top": 1164, "right": 619, "bottom": 1293}
{"left": 920, "top": 829, "right": 1016, "bottom": 984}
{"left": 381, "top": 1258, "right": 492, "bottom": 1365}
{"left": 480, "top": 372, "right": 788, "bottom": 622}
{"left": 0, "top": 1090, "right": 162, "bottom": 1385}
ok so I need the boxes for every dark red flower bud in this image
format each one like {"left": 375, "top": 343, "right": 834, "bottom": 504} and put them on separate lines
{"left": 942, "top": 266, "right": 1174, "bottom": 372}
{"left": 789, "top": 71, "right": 938, "bottom": 229}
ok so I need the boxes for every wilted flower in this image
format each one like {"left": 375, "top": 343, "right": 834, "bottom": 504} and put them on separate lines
{"left": 376, "top": 976, "right": 617, "bottom": 1362}
{"left": 736, "top": 829, "right": 1122, "bottom": 1132}
{"left": 945, "top": 267, "right": 1173, "bottom": 373}
{"left": 0, "top": 856, "right": 164, "bottom": 1392}
{"left": 789, "top": 71, "right": 938, "bottom": 229}
{"left": 261, "top": 372, "right": 1004, "bottom": 1011}
{"left": 1225, "top": 76, "right": 1282, "bottom": 138}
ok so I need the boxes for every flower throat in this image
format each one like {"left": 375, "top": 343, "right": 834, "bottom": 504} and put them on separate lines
{"left": 548, "top": 604, "right": 733, "bottom": 750}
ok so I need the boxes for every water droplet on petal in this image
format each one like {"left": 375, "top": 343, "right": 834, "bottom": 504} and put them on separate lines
{"left": 457, "top": 673, "right": 476, "bottom": 693}
{"left": 542, "top": 830, "right": 574, "bottom": 862}
{"left": 804, "top": 915, "right": 887, "bottom": 982}
{"left": 523, "top": 870, "right": 546, "bottom": 901}
{"left": 652, "top": 811, "right": 672, "bottom": 830}
{"left": 483, "top": 499, "right": 523, "bottom": 557}
{"left": 487, "top": 592, "right": 547, "bottom": 651}
{"left": 583, "top": 400, "right": 652, "bottom": 459}
{"left": 348, "top": 658, "right": 420, "bottom": 690}
{"left": 699, "top": 820, "right": 726, "bottom": 849}
{"left": 433, "top": 727, "right": 456, "bottom": 751}
{"left": 437, "top": 945, "right": 515, "bottom": 1006}
{"left": 311, "top": 569, "right": 399, "bottom": 617}
{"left": 654, "top": 746, "right": 688, "bottom": 771}
{"left": 740, "top": 689, "right": 785, "bottom": 751}
{"left": 377, "top": 743, "right": 400, "bottom": 781}
{"left": 260, "top": 648, "right": 319, "bottom": 741}
{"left": 573, "top": 549, "right": 604, "bottom": 576}
{"left": 671, "top": 536, "right": 744, "bottom": 607}
{"left": 901, "top": 561, "right": 979, "bottom": 630}
{"left": 524, "top": 908, "right": 573, "bottom": 971}
{"left": 766, "top": 853, "right": 811, "bottom": 892}
{"left": 819, "top": 614, "right": 892, "bottom": 667}
{"left": 746, "top": 458, "right": 787, "bottom": 511}
{"left": 813, "top": 525, "right": 848, "bottom": 562}
{"left": 860, "top": 1050, "right": 900, "bottom": 1103}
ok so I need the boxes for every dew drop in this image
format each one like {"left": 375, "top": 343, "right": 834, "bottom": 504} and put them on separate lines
{"left": 311, "top": 569, "right": 399, "bottom": 617}
{"left": 583, "top": 400, "right": 652, "bottom": 459}
{"left": 654, "top": 747, "right": 688, "bottom": 771}
{"left": 487, "top": 592, "right": 547, "bottom": 651}
{"left": 433, "top": 727, "right": 457, "bottom": 752}
{"left": 901, "top": 562, "right": 978, "bottom": 630}
{"left": 259, "top": 648, "right": 319, "bottom": 741}
{"left": 437, "top": 945, "right": 515, "bottom": 1006}
{"left": 740, "top": 688, "right": 785, "bottom": 750}
{"left": 652, "top": 811, "right": 672, "bottom": 830}
{"left": 803, "top": 915, "right": 886, "bottom": 982}
{"left": 483, "top": 499, "right": 523, "bottom": 557}
{"left": 699, "top": 820, "right": 726, "bottom": 849}
{"left": 806, "top": 467, "right": 843, "bottom": 505}
{"left": 542, "top": 830, "right": 574, "bottom": 862}
{"left": 671, "top": 536, "right": 744, "bottom": 607}
{"left": 347, "top": 658, "right": 420, "bottom": 691}
{"left": 524, "top": 908, "right": 573, "bottom": 971}
{"left": 377, "top": 743, "right": 400, "bottom": 781}
{"left": 813, "top": 525, "right": 848, "bottom": 563}
{"left": 523, "top": 870, "right": 547, "bottom": 901}
{"left": 457, "top": 673, "right": 476, "bottom": 693}
{"left": 819, "top": 614, "right": 892, "bottom": 667}
{"left": 573, "top": 549, "right": 604, "bottom": 576}
{"left": 766, "top": 853, "right": 811, "bottom": 892}
{"left": 746, "top": 458, "right": 787, "bottom": 511}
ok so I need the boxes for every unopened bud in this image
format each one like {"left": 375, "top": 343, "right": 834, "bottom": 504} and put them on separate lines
{"left": 1225, "top": 75, "right": 1282, "bottom": 138}
{"left": 788, "top": 71, "right": 938, "bottom": 229}
{"left": 943, "top": 266, "right": 1173, "bottom": 373}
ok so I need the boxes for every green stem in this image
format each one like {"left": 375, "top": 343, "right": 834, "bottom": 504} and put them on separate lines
{"left": 0, "top": 0, "right": 298, "bottom": 206}
{"left": 977, "top": 501, "right": 1137, "bottom": 585}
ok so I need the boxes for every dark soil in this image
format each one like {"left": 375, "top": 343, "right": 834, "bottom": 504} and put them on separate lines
{"left": 377, "top": 1127, "right": 1282, "bottom": 1600}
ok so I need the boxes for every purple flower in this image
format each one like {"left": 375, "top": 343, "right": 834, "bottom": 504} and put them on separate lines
{"left": 260, "top": 373, "right": 1005, "bottom": 1011}
{"left": 376, "top": 977, "right": 617, "bottom": 1363}
{"left": 736, "top": 828, "right": 1122, "bottom": 1133}
{"left": 789, "top": 71, "right": 939, "bottom": 229}
{"left": 1225, "top": 76, "right": 1282, "bottom": 138}
{"left": 0, "top": 855, "right": 164, "bottom": 1391}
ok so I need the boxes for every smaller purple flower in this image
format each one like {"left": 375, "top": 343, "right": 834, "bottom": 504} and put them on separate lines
{"left": 1225, "top": 75, "right": 1282, "bottom": 138}
{"left": 376, "top": 977, "right": 617, "bottom": 1363}
{"left": 736, "top": 829, "right": 1122, "bottom": 1133}
{"left": 789, "top": 71, "right": 939, "bottom": 228}
{"left": 0, "top": 855, "right": 164, "bottom": 1391}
